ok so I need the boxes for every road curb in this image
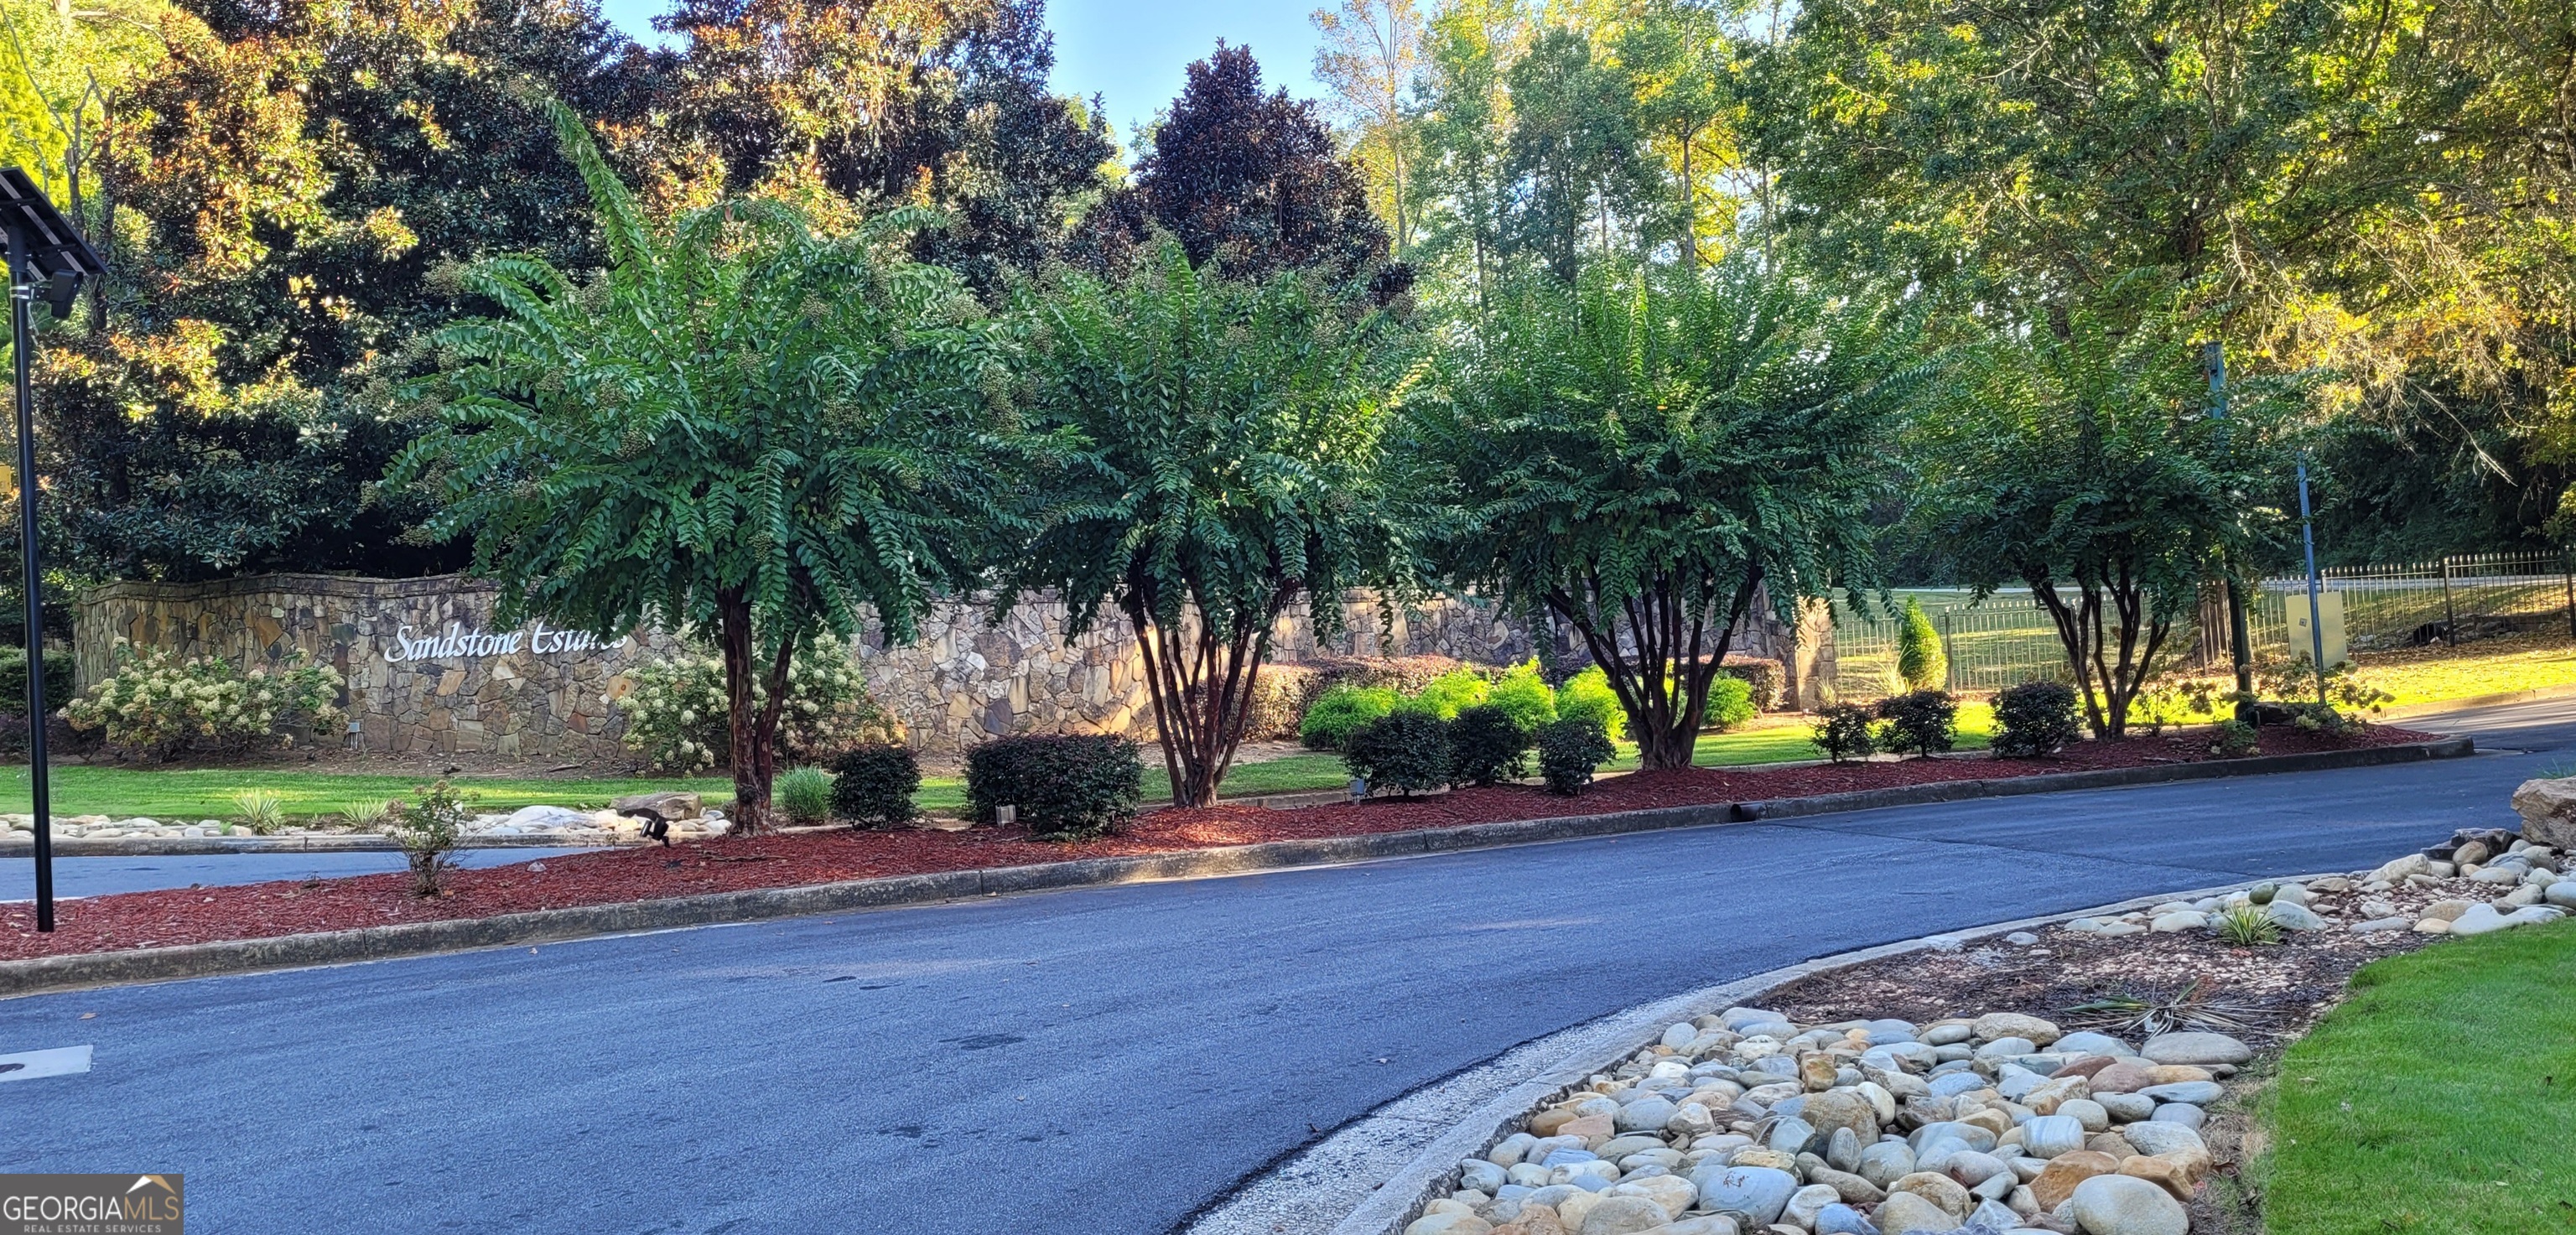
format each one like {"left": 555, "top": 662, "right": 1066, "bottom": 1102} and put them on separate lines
{"left": 1311, "top": 872, "right": 2350, "bottom": 1235}
{"left": 0, "top": 739, "right": 2468, "bottom": 999}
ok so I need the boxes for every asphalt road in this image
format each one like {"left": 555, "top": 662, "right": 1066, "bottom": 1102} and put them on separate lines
{"left": 3, "top": 698, "right": 2566, "bottom": 1235}
{"left": 0, "top": 847, "right": 603, "bottom": 903}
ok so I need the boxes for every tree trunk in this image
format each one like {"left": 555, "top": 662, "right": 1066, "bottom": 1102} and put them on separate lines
{"left": 716, "top": 590, "right": 799, "bottom": 835}
{"left": 2030, "top": 563, "right": 2174, "bottom": 741}
{"left": 1125, "top": 589, "right": 1276, "bottom": 810}
{"left": 1545, "top": 567, "right": 1759, "bottom": 771}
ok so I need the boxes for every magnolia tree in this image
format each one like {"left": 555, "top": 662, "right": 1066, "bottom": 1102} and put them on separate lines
{"left": 998, "top": 243, "right": 1410, "bottom": 808}
{"left": 393, "top": 106, "right": 1018, "bottom": 830}
{"left": 1406, "top": 257, "right": 1912, "bottom": 768}
{"left": 1910, "top": 308, "right": 2295, "bottom": 738}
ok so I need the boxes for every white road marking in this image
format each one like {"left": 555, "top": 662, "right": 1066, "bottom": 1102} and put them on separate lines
{"left": 0, "top": 1044, "right": 93, "bottom": 1082}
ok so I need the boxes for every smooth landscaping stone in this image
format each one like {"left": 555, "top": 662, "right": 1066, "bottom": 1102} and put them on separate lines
{"left": 2137, "top": 1033, "right": 2251, "bottom": 1066}
{"left": 1812, "top": 1202, "right": 1880, "bottom": 1235}
{"left": 1695, "top": 1166, "right": 1799, "bottom": 1226}
{"left": 2113, "top": 1122, "right": 2203, "bottom": 1158}
{"left": 2135, "top": 1080, "right": 2223, "bottom": 1106}
{"left": 2066, "top": 1173, "right": 2188, "bottom": 1235}
{"left": 2265, "top": 901, "right": 2327, "bottom": 930}
{"left": 2051, "top": 1033, "right": 2132, "bottom": 1057}
{"left": 1869, "top": 1192, "right": 1959, "bottom": 1235}
{"left": 2146, "top": 1103, "right": 2204, "bottom": 1129}
{"left": 2019, "top": 1116, "right": 2086, "bottom": 1160}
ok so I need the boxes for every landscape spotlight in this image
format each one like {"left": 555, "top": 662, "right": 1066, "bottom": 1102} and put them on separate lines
{"left": 2, "top": 166, "right": 106, "bottom": 934}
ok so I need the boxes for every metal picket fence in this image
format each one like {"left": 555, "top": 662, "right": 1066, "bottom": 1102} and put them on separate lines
{"left": 1820, "top": 550, "right": 2576, "bottom": 703}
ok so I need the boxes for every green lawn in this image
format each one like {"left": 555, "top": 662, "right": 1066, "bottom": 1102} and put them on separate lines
{"left": 2257, "top": 919, "right": 2576, "bottom": 1234}
{"left": 2, "top": 707, "right": 1999, "bottom": 822}
{"left": 2353, "top": 633, "right": 2576, "bottom": 706}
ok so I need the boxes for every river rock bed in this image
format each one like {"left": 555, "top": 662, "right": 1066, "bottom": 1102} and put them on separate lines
{"left": 1405, "top": 833, "right": 2568, "bottom": 1235}
{"left": 0, "top": 792, "right": 729, "bottom": 845}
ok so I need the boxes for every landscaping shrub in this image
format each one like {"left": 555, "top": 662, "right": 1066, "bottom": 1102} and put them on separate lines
{"left": 829, "top": 743, "right": 921, "bottom": 829}
{"left": 614, "top": 642, "right": 891, "bottom": 773}
{"left": 390, "top": 781, "right": 473, "bottom": 897}
{"left": 1535, "top": 716, "right": 1615, "bottom": 796}
{"left": 2284, "top": 701, "right": 2363, "bottom": 738}
{"left": 1720, "top": 660, "right": 1784, "bottom": 711}
{"left": 1702, "top": 676, "right": 1755, "bottom": 731}
{"left": 1244, "top": 662, "right": 1323, "bottom": 740}
{"left": 1991, "top": 680, "right": 2083, "bottom": 757}
{"left": 0, "top": 647, "right": 72, "bottom": 712}
{"left": 231, "top": 789, "right": 288, "bottom": 836}
{"left": 1484, "top": 660, "right": 1558, "bottom": 733}
{"left": 1411, "top": 667, "right": 1492, "bottom": 720}
{"left": 1343, "top": 712, "right": 1453, "bottom": 797}
{"left": 63, "top": 641, "right": 345, "bottom": 760}
{"left": 1299, "top": 683, "right": 1399, "bottom": 750}
{"left": 1449, "top": 703, "right": 1531, "bottom": 786}
{"left": 775, "top": 766, "right": 834, "bottom": 826}
{"left": 1875, "top": 689, "right": 1957, "bottom": 758}
{"left": 2215, "top": 902, "right": 2283, "bottom": 946}
{"left": 1554, "top": 665, "right": 1627, "bottom": 741}
{"left": 1810, "top": 702, "right": 1879, "bottom": 763}
{"left": 964, "top": 734, "right": 1142, "bottom": 839}
{"left": 2210, "top": 719, "right": 2261, "bottom": 756}
{"left": 1897, "top": 597, "right": 1947, "bottom": 691}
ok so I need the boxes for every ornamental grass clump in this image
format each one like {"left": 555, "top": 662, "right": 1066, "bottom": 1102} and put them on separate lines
{"left": 231, "top": 789, "right": 288, "bottom": 836}
{"left": 774, "top": 766, "right": 834, "bottom": 826}
{"left": 2215, "top": 903, "right": 2285, "bottom": 947}
{"left": 63, "top": 641, "right": 344, "bottom": 761}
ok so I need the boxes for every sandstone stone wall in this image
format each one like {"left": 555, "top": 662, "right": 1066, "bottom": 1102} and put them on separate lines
{"left": 75, "top": 574, "right": 1826, "bottom": 763}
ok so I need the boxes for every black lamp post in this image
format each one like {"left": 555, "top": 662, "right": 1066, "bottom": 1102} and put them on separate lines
{"left": 2, "top": 167, "right": 106, "bottom": 934}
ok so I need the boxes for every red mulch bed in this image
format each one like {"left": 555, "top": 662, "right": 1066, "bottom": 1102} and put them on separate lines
{"left": 3, "top": 724, "right": 2437, "bottom": 961}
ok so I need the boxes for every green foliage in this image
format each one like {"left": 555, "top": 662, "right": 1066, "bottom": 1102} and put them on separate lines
{"left": 390, "top": 780, "right": 473, "bottom": 897}
{"left": 613, "top": 644, "right": 890, "bottom": 774}
{"left": 0, "top": 648, "right": 73, "bottom": 713}
{"left": 1720, "top": 661, "right": 1784, "bottom": 712}
{"left": 1910, "top": 308, "right": 2297, "bottom": 739}
{"left": 1534, "top": 715, "right": 1615, "bottom": 796}
{"left": 1991, "top": 681, "right": 2083, "bottom": 758}
{"left": 1553, "top": 666, "right": 1627, "bottom": 743}
{"left": 1411, "top": 667, "right": 1492, "bottom": 720}
{"left": 1484, "top": 660, "right": 1559, "bottom": 734}
{"left": 2259, "top": 654, "right": 2397, "bottom": 720}
{"left": 828, "top": 743, "right": 922, "bottom": 829}
{"left": 1701, "top": 676, "right": 1755, "bottom": 731}
{"left": 341, "top": 799, "right": 396, "bottom": 832}
{"left": 393, "top": 108, "right": 1015, "bottom": 830}
{"left": 1300, "top": 684, "right": 1400, "bottom": 751}
{"left": 1896, "top": 598, "right": 1945, "bottom": 692}
{"left": 2210, "top": 719, "right": 2262, "bottom": 757}
{"left": 1343, "top": 712, "right": 1453, "bottom": 797}
{"left": 963, "top": 734, "right": 1143, "bottom": 840}
{"left": 1448, "top": 703, "right": 1532, "bottom": 786}
{"left": 1810, "top": 702, "right": 1879, "bottom": 763}
{"left": 1407, "top": 255, "right": 1912, "bottom": 770}
{"left": 62, "top": 641, "right": 345, "bottom": 760}
{"left": 773, "top": 766, "right": 834, "bottom": 826}
{"left": 1874, "top": 689, "right": 1957, "bottom": 758}
{"left": 231, "top": 789, "right": 288, "bottom": 835}
{"left": 1000, "top": 242, "right": 1410, "bottom": 808}
{"left": 2215, "top": 903, "right": 2285, "bottom": 947}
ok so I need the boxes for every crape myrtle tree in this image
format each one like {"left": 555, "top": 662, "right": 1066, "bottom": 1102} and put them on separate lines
{"left": 393, "top": 106, "right": 1020, "bottom": 830}
{"left": 1910, "top": 307, "right": 2296, "bottom": 739}
{"left": 1407, "top": 257, "right": 1911, "bottom": 769}
{"left": 1000, "top": 241, "right": 1410, "bottom": 808}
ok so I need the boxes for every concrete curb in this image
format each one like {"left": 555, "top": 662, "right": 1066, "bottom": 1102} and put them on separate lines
{"left": 0, "top": 739, "right": 2468, "bottom": 999}
{"left": 1315, "top": 872, "right": 2347, "bottom": 1235}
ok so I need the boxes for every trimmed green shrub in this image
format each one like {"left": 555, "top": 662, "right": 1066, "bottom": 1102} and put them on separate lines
{"left": 1485, "top": 659, "right": 1558, "bottom": 733}
{"left": 1721, "top": 660, "right": 1784, "bottom": 711}
{"left": 965, "top": 734, "right": 1143, "bottom": 839}
{"left": 1300, "top": 683, "right": 1400, "bottom": 750}
{"left": 1343, "top": 712, "right": 1452, "bottom": 797}
{"left": 2210, "top": 719, "right": 2261, "bottom": 756}
{"left": 1876, "top": 689, "right": 1957, "bottom": 758}
{"left": 830, "top": 743, "right": 922, "bottom": 828}
{"left": 1555, "top": 665, "right": 1627, "bottom": 742}
{"left": 1411, "top": 667, "right": 1492, "bottom": 720}
{"left": 1449, "top": 703, "right": 1532, "bottom": 786}
{"left": 775, "top": 766, "right": 834, "bottom": 825}
{"left": 1897, "top": 597, "right": 1947, "bottom": 692}
{"left": 1703, "top": 676, "right": 1755, "bottom": 731}
{"left": 1535, "top": 716, "right": 1616, "bottom": 795}
{"left": 391, "top": 780, "right": 473, "bottom": 897}
{"left": 1810, "top": 703, "right": 1879, "bottom": 763}
{"left": 1992, "top": 680, "right": 2083, "bottom": 757}
{"left": 0, "top": 647, "right": 71, "bottom": 712}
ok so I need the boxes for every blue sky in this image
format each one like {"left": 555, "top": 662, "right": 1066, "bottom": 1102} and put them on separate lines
{"left": 593, "top": 0, "right": 1332, "bottom": 140}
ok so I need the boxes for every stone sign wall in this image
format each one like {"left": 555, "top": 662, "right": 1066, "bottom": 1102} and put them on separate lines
{"left": 74, "top": 574, "right": 1826, "bottom": 765}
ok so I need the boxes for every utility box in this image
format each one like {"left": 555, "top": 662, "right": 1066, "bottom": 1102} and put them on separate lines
{"left": 2285, "top": 589, "right": 2349, "bottom": 667}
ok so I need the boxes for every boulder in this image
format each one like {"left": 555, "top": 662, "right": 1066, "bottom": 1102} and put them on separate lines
{"left": 612, "top": 790, "right": 703, "bottom": 821}
{"left": 2511, "top": 777, "right": 2576, "bottom": 849}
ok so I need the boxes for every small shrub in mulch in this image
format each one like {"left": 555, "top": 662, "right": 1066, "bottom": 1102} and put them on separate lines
{"left": 1448, "top": 703, "right": 1531, "bottom": 786}
{"left": 1535, "top": 717, "right": 1614, "bottom": 796}
{"left": 829, "top": 743, "right": 921, "bottom": 829}
{"left": 964, "top": 734, "right": 1142, "bottom": 840}
{"left": 1810, "top": 702, "right": 1879, "bottom": 762}
{"left": 1991, "top": 680, "right": 2083, "bottom": 757}
{"left": 1345, "top": 712, "right": 1453, "bottom": 797}
{"left": 1875, "top": 689, "right": 1958, "bottom": 758}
